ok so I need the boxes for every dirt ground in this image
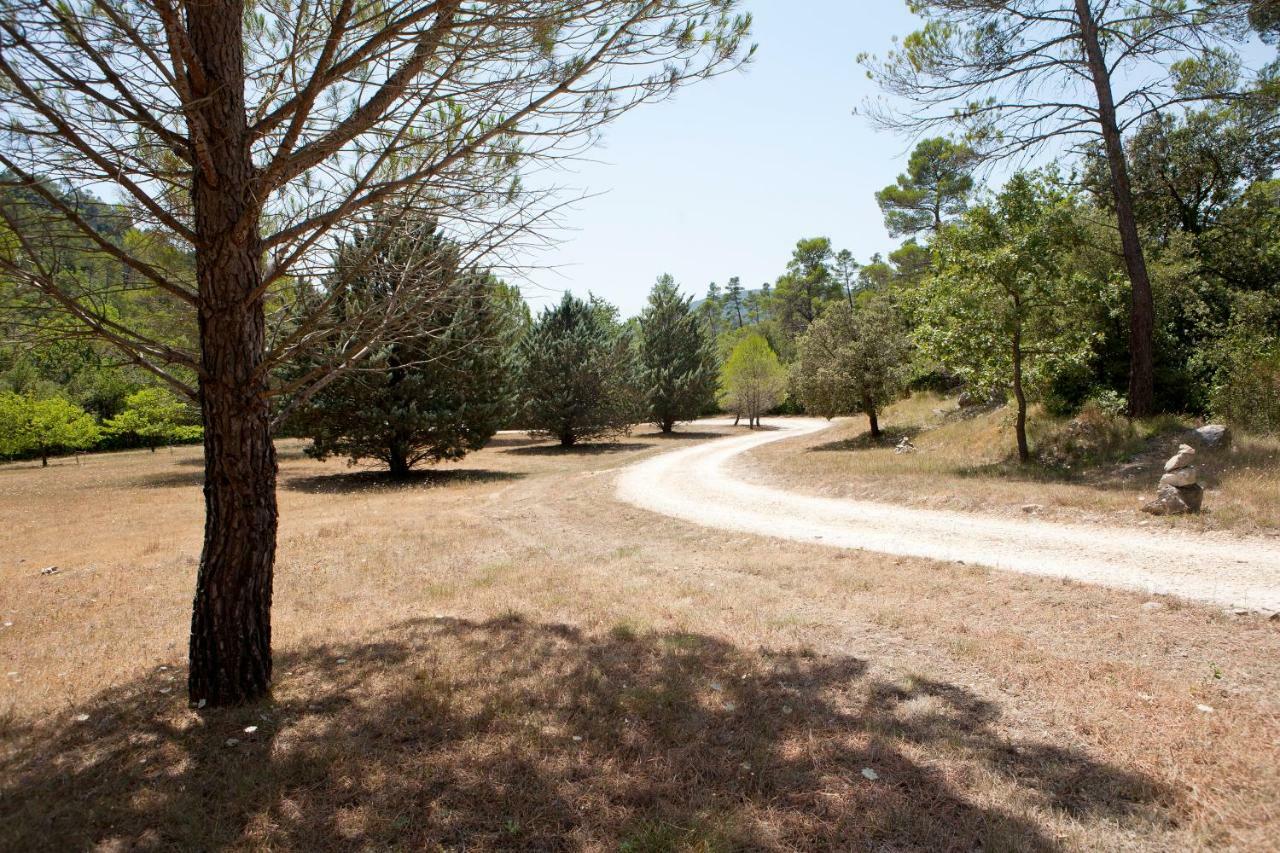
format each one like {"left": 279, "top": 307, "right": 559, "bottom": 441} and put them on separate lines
{"left": 2, "top": 426, "right": 1279, "bottom": 850}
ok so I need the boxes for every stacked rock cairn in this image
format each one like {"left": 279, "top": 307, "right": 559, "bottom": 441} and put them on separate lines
{"left": 1141, "top": 443, "right": 1202, "bottom": 516}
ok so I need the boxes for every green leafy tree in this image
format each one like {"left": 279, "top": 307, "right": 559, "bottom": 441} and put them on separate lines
{"left": 719, "top": 333, "right": 787, "bottom": 428}
{"left": 0, "top": 392, "right": 99, "bottom": 465}
{"left": 105, "top": 387, "right": 201, "bottom": 451}
{"left": 916, "top": 173, "right": 1102, "bottom": 462}
{"left": 293, "top": 220, "right": 523, "bottom": 475}
{"left": 862, "top": 1, "right": 1259, "bottom": 416}
{"left": 792, "top": 297, "right": 911, "bottom": 438}
{"left": 638, "top": 275, "right": 718, "bottom": 433}
{"left": 519, "top": 293, "right": 638, "bottom": 446}
{"left": 1085, "top": 105, "right": 1280, "bottom": 244}
{"left": 875, "top": 137, "right": 977, "bottom": 237}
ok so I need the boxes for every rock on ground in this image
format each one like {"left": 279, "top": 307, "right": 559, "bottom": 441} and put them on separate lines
{"left": 1193, "top": 424, "right": 1231, "bottom": 449}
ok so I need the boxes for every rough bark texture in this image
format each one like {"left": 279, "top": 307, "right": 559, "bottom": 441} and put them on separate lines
{"left": 1012, "top": 328, "right": 1030, "bottom": 464}
{"left": 1076, "top": 0, "right": 1156, "bottom": 417}
{"left": 186, "top": 0, "right": 278, "bottom": 707}
{"left": 863, "top": 393, "right": 881, "bottom": 439}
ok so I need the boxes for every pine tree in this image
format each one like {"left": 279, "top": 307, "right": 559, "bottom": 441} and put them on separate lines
{"left": 638, "top": 275, "right": 718, "bottom": 432}
{"left": 293, "top": 219, "right": 523, "bottom": 476}
{"left": 519, "top": 293, "right": 638, "bottom": 446}
{"left": 723, "top": 277, "right": 747, "bottom": 328}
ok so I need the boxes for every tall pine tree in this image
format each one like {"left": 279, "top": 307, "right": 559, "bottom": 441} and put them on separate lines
{"left": 638, "top": 275, "right": 718, "bottom": 433}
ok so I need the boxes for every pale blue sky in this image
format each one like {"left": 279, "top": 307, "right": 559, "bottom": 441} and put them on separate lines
{"left": 516, "top": 2, "right": 924, "bottom": 316}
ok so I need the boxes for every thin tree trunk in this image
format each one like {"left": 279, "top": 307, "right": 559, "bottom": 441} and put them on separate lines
{"left": 661, "top": 417, "right": 674, "bottom": 434}
{"left": 187, "top": 0, "right": 277, "bottom": 707}
{"left": 41, "top": 452, "right": 47, "bottom": 467}
{"left": 1012, "top": 327, "right": 1030, "bottom": 464}
{"left": 1076, "top": 0, "right": 1156, "bottom": 417}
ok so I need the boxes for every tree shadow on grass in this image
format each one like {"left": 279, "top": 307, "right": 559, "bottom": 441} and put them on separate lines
{"left": 129, "top": 469, "right": 207, "bottom": 489}
{"left": 504, "top": 442, "right": 649, "bottom": 456}
{"left": 809, "top": 424, "right": 924, "bottom": 453}
{"left": 283, "top": 468, "right": 523, "bottom": 495}
{"left": 649, "top": 429, "right": 732, "bottom": 440}
{"left": 0, "top": 616, "right": 1174, "bottom": 851}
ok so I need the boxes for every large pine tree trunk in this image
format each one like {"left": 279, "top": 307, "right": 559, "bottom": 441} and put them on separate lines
{"left": 1076, "top": 0, "right": 1156, "bottom": 417}
{"left": 186, "top": 0, "right": 277, "bottom": 707}
{"left": 1012, "top": 327, "right": 1030, "bottom": 464}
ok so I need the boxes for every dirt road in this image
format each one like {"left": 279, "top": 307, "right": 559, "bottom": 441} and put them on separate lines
{"left": 616, "top": 418, "right": 1280, "bottom": 611}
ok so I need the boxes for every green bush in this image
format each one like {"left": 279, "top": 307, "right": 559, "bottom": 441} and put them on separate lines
{"left": 1207, "top": 294, "right": 1280, "bottom": 434}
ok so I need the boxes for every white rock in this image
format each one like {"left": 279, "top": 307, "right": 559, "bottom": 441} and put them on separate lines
{"left": 1196, "top": 704, "right": 1214, "bottom": 714}
{"left": 1159, "top": 466, "right": 1198, "bottom": 488}
{"left": 1194, "top": 424, "right": 1230, "bottom": 449}
{"left": 1164, "top": 444, "right": 1196, "bottom": 472}
{"left": 861, "top": 767, "right": 879, "bottom": 781}
{"left": 74, "top": 713, "right": 90, "bottom": 723}
{"left": 225, "top": 738, "right": 240, "bottom": 747}
{"left": 243, "top": 725, "right": 258, "bottom": 734}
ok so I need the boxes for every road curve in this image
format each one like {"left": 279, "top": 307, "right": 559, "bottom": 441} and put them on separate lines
{"left": 615, "top": 418, "right": 1280, "bottom": 612}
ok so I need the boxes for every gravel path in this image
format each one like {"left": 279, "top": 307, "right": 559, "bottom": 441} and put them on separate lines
{"left": 616, "top": 418, "right": 1280, "bottom": 612}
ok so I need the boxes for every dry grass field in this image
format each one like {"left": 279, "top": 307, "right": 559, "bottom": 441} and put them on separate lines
{"left": 2, "top": 425, "right": 1279, "bottom": 850}
{"left": 746, "top": 393, "right": 1280, "bottom": 534}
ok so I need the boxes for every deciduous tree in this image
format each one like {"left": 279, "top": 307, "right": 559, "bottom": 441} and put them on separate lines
{"left": 719, "top": 333, "right": 786, "bottom": 428}
{"left": 0, "top": 391, "right": 99, "bottom": 465}
{"left": 792, "top": 297, "right": 911, "bottom": 439}
{"left": 104, "top": 387, "right": 200, "bottom": 451}
{"left": 916, "top": 173, "right": 1102, "bottom": 462}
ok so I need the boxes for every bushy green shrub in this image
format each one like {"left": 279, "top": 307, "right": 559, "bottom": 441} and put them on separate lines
{"left": 1207, "top": 294, "right": 1280, "bottom": 434}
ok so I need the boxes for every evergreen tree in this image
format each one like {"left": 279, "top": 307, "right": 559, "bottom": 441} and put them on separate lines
{"left": 519, "top": 293, "right": 638, "bottom": 446}
{"left": 638, "top": 275, "right": 719, "bottom": 432}
{"left": 875, "top": 137, "right": 977, "bottom": 237}
{"left": 723, "top": 277, "right": 747, "bottom": 328}
{"left": 772, "top": 237, "right": 838, "bottom": 335}
{"left": 699, "top": 281, "right": 726, "bottom": 336}
{"left": 294, "top": 219, "right": 523, "bottom": 476}
{"left": 792, "top": 297, "right": 911, "bottom": 438}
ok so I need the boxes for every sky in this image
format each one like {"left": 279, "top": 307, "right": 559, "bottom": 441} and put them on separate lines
{"left": 513, "top": 1, "right": 925, "bottom": 316}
